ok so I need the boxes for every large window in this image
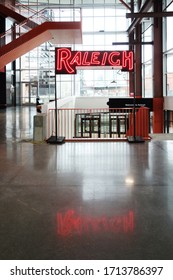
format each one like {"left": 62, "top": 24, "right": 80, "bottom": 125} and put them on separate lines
{"left": 141, "top": 19, "right": 153, "bottom": 97}
{"left": 5, "top": 0, "right": 173, "bottom": 105}
{"left": 162, "top": 1, "right": 173, "bottom": 97}
{"left": 14, "top": 1, "right": 131, "bottom": 104}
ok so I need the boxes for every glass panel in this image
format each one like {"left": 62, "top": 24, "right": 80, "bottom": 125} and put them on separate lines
{"left": 60, "top": 81, "right": 72, "bottom": 98}
{"left": 21, "top": 83, "right": 30, "bottom": 104}
{"left": 105, "top": 0, "right": 116, "bottom": 3}
{"left": 83, "top": 0, "right": 93, "bottom": 4}
{"left": 82, "top": 9, "right": 93, "bottom": 16}
{"left": 82, "top": 34, "right": 94, "bottom": 46}
{"left": 60, "top": 0, "right": 71, "bottom": 4}
{"left": 15, "top": 82, "right": 21, "bottom": 105}
{"left": 115, "top": 16, "right": 128, "bottom": 32}
{"left": 94, "top": 34, "right": 104, "bottom": 45}
{"left": 166, "top": 17, "right": 173, "bottom": 50}
{"left": 82, "top": 17, "right": 94, "bottom": 31}
{"left": 167, "top": 55, "right": 173, "bottom": 96}
{"left": 94, "top": 17, "right": 105, "bottom": 31}
{"left": 143, "top": 45, "right": 152, "bottom": 62}
{"left": 105, "top": 34, "right": 115, "bottom": 45}
{"left": 94, "top": 0, "right": 105, "bottom": 4}
{"left": 115, "top": 8, "right": 126, "bottom": 16}
{"left": 105, "top": 17, "right": 115, "bottom": 31}
{"left": 143, "top": 63, "right": 153, "bottom": 97}
{"left": 75, "top": 0, "right": 82, "bottom": 4}
{"left": 94, "top": 9, "right": 104, "bottom": 16}
{"left": 105, "top": 8, "right": 115, "bottom": 16}
{"left": 21, "top": 70, "right": 30, "bottom": 82}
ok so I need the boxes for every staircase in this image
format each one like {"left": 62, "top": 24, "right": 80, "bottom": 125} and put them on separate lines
{"left": 0, "top": 3, "right": 39, "bottom": 29}
{"left": 0, "top": 3, "right": 82, "bottom": 70}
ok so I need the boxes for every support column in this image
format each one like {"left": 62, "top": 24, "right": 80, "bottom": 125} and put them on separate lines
{"left": 153, "top": 0, "right": 164, "bottom": 132}
{"left": 129, "top": 0, "right": 135, "bottom": 96}
{"left": 12, "top": 23, "right": 16, "bottom": 106}
{"left": 135, "top": 23, "right": 142, "bottom": 97}
{"left": 0, "top": 15, "right": 6, "bottom": 108}
{"left": 129, "top": 32, "right": 135, "bottom": 95}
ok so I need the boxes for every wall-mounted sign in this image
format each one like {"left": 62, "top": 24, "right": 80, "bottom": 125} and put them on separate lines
{"left": 107, "top": 98, "right": 153, "bottom": 111}
{"left": 55, "top": 48, "right": 134, "bottom": 74}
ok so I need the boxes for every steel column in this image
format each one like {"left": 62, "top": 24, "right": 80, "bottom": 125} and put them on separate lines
{"left": 135, "top": 23, "right": 142, "bottom": 97}
{"left": 153, "top": 0, "right": 164, "bottom": 132}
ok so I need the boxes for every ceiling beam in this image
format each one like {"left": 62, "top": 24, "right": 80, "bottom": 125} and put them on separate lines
{"left": 112, "top": 41, "right": 153, "bottom": 45}
{"left": 119, "top": 0, "right": 131, "bottom": 11}
{"left": 137, "top": 0, "right": 142, "bottom": 10}
{"left": 126, "top": 11, "right": 173, "bottom": 18}
{"left": 127, "top": 0, "right": 153, "bottom": 34}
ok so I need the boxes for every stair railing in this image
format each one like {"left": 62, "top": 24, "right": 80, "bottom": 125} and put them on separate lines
{"left": 0, "top": 5, "right": 81, "bottom": 47}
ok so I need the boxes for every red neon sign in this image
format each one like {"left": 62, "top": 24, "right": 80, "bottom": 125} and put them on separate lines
{"left": 57, "top": 209, "right": 134, "bottom": 236}
{"left": 55, "top": 48, "right": 134, "bottom": 74}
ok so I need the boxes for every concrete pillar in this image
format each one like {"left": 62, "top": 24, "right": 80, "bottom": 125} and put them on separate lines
{"left": 33, "top": 114, "right": 47, "bottom": 142}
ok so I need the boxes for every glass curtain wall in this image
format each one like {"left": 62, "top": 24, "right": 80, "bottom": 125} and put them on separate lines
{"left": 163, "top": 0, "right": 173, "bottom": 97}
{"left": 141, "top": 0, "right": 173, "bottom": 98}
{"left": 5, "top": 0, "right": 173, "bottom": 105}
{"left": 11, "top": 0, "right": 131, "bottom": 105}
{"left": 141, "top": 11, "right": 153, "bottom": 97}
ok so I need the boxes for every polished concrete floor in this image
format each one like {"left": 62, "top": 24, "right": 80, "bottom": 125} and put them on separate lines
{"left": 0, "top": 106, "right": 173, "bottom": 260}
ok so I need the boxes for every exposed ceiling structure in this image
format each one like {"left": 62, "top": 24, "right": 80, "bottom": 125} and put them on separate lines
{"left": 117, "top": 0, "right": 173, "bottom": 34}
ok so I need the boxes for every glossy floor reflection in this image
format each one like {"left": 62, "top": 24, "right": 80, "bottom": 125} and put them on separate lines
{"left": 0, "top": 107, "right": 173, "bottom": 260}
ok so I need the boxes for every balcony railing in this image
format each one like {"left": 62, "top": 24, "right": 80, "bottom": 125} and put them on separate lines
{"left": 47, "top": 107, "right": 150, "bottom": 141}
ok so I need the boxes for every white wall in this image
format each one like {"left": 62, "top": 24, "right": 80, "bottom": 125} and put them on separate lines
{"left": 42, "top": 96, "right": 109, "bottom": 111}
{"left": 42, "top": 96, "right": 76, "bottom": 112}
{"left": 74, "top": 96, "right": 109, "bottom": 109}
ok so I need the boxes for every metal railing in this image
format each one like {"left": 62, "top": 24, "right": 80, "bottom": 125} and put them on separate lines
{"left": 47, "top": 107, "right": 150, "bottom": 141}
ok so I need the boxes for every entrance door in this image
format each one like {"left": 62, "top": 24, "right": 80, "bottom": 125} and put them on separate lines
{"left": 21, "top": 82, "right": 37, "bottom": 105}
{"left": 81, "top": 114, "right": 101, "bottom": 138}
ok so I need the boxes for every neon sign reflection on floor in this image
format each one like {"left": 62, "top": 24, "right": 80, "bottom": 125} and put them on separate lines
{"left": 57, "top": 210, "right": 134, "bottom": 236}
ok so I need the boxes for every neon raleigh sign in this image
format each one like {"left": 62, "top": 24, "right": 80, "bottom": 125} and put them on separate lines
{"left": 55, "top": 48, "right": 134, "bottom": 74}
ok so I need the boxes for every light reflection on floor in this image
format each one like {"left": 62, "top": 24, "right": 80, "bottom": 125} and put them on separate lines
{"left": 1, "top": 107, "right": 173, "bottom": 259}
